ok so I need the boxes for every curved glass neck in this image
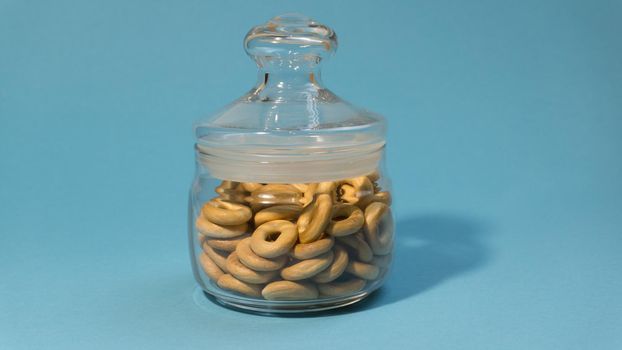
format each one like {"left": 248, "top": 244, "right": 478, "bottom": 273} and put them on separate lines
{"left": 248, "top": 59, "right": 325, "bottom": 102}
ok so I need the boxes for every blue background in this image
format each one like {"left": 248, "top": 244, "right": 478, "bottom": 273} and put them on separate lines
{"left": 1, "top": 0, "right": 621, "bottom": 349}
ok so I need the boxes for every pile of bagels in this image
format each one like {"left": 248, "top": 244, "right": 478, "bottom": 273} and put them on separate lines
{"left": 196, "top": 171, "right": 393, "bottom": 301}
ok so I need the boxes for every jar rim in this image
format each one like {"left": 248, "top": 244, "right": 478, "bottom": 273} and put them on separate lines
{"left": 195, "top": 142, "right": 385, "bottom": 183}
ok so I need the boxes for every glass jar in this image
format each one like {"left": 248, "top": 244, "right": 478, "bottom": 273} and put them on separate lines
{"left": 188, "top": 14, "right": 394, "bottom": 313}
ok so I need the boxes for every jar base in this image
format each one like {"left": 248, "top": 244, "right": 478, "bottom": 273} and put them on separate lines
{"left": 194, "top": 283, "right": 380, "bottom": 314}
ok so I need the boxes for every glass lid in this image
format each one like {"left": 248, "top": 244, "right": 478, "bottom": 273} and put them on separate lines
{"left": 194, "top": 14, "right": 386, "bottom": 183}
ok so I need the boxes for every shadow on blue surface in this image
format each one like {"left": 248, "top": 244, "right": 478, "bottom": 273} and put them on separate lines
{"left": 378, "top": 213, "right": 492, "bottom": 306}
{"left": 221, "top": 213, "right": 491, "bottom": 318}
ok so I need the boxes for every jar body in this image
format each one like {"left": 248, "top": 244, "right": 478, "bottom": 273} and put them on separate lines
{"left": 188, "top": 13, "right": 394, "bottom": 313}
{"left": 188, "top": 151, "right": 394, "bottom": 312}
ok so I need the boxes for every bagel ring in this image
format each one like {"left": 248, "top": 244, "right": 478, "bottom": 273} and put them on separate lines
{"left": 338, "top": 176, "right": 374, "bottom": 207}
{"left": 290, "top": 236, "right": 334, "bottom": 260}
{"left": 250, "top": 203, "right": 271, "bottom": 213}
{"left": 367, "top": 170, "right": 381, "bottom": 182}
{"left": 241, "top": 182, "right": 263, "bottom": 192}
{"left": 215, "top": 180, "right": 240, "bottom": 191}
{"left": 337, "top": 233, "right": 373, "bottom": 263}
{"left": 250, "top": 220, "right": 298, "bottom": 258}
{"left": 217, "top": 192, "right": 246, "bottom": 203}
{"left": 291, "top": 183, "right": 308, "bottom": 192}
{"left": 199, "top": 252, "right": 224, "bottom": 281}
{"left": 346, "top": 260, "right": 380, "bottom": 280}
{"left": 215, "top": 180, "right": 246, "bottom": 203}
{"left": 236, "top": 237, "right": 287, "bottom": 272}
{"left": 201, "top": 198, "right": 252, "bottom": 226}
{"left": 312, "top": 245, "right": 349, "bottom": 283}
{"left": 317, "top": 278, "right": 366, "bottom": 297}
{"left": 297, "top": 193, "right": 332, "bottom": 243}
{"left": 202, "top": 242, "right": 229, "bottom": 272}
{"left": 261, "top": 280, "right": 319, "bottom": 301}
{"left": 225, "top": 252, "right": 278, "bottom": 284}
{"left": 280, "top": 250, "right": 334, "bottom": 281}
{"left": 246, "top": 184, "right": 301, "bottom": 206}
{"left": 372, "top": 191, "right": 392, "bottom": 206}
{"left": 326, "top": 203, "right": 364, "bottom": 237}
{"left": 301, "top": 182, "right": 336, "bottom": 206}
{"left": 254, "top": 204, "right": 302, "bottom": 227}
{"left": 203, "top": 234, "right": 249, "bottom": 252}
{"left": 338, "top": 183, "right": 355, "bottom": 202}
{"left": 196, "top": 216, "right": 248, "bottom": 239}
{"left": 217, "top": 274, "right": 262, "bottom": 297}
{"left": 364, "top": 202, "right": 394, "bottom": 255}
{"left": 214, "top": 180, "right": 242, "bottom": 195}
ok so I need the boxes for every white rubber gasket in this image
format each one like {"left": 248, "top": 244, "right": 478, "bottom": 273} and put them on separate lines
{"left": 196, "top": 142, "right": 384, "bottom": 183}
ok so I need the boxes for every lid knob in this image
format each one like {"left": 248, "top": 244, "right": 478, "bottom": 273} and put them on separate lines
{"left": 244, "top": 14, "right": 337, "bottom": 68}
